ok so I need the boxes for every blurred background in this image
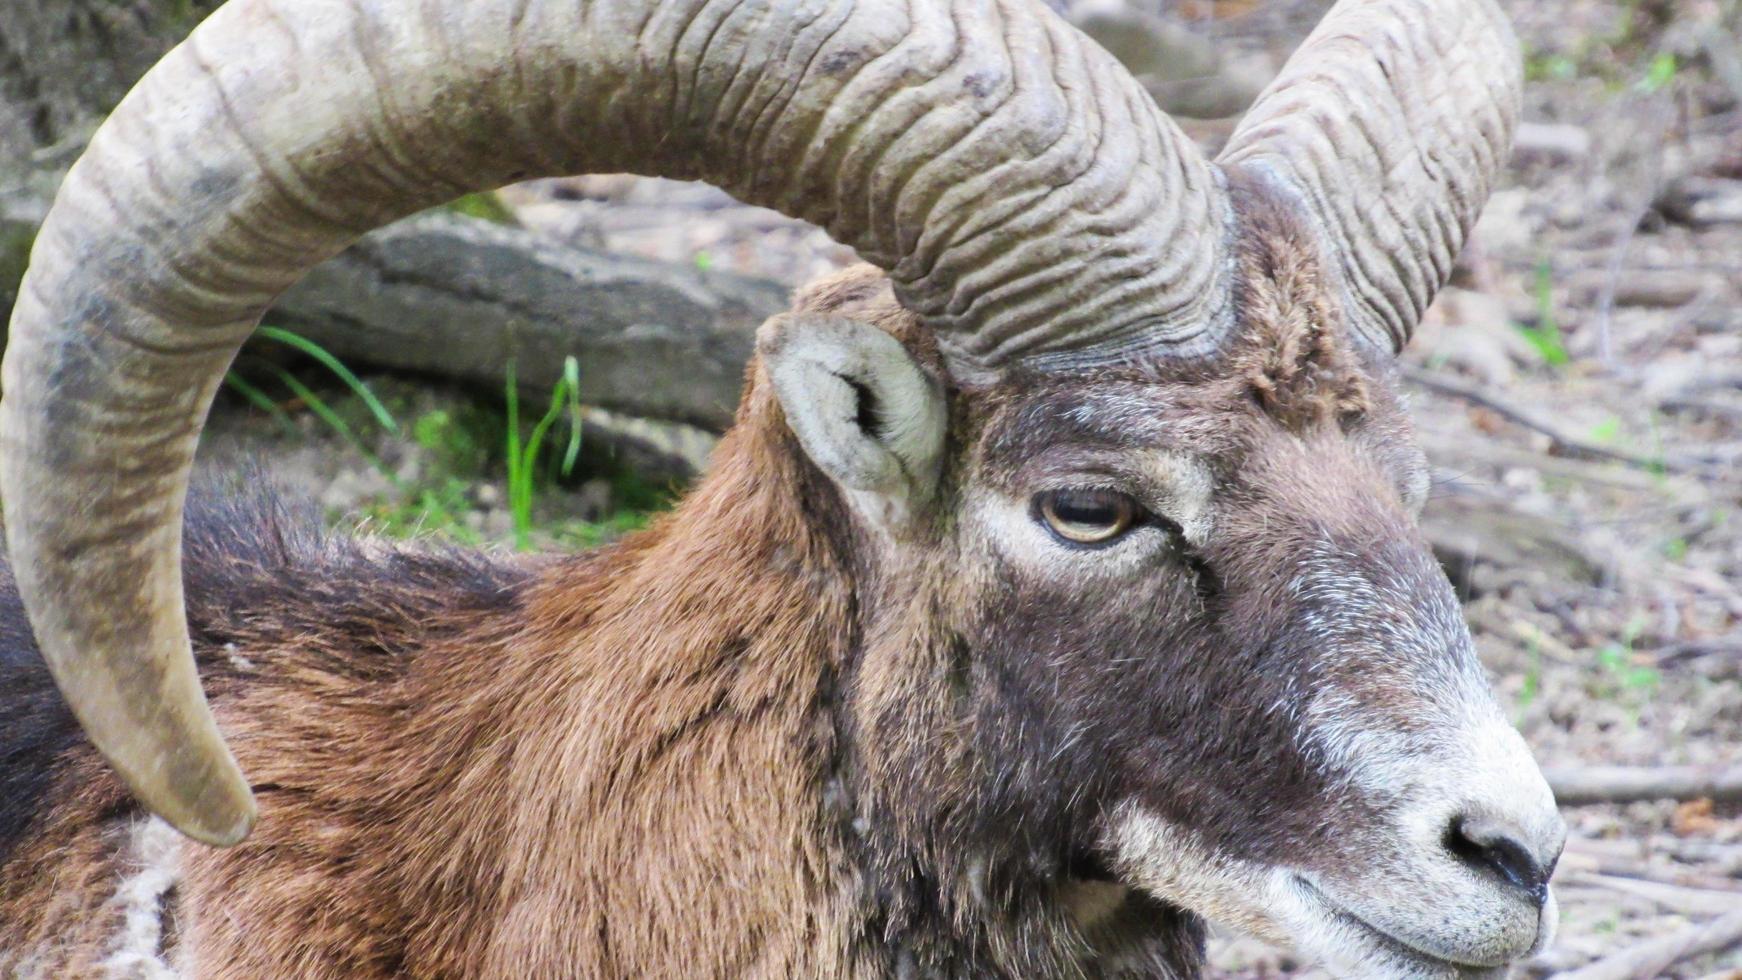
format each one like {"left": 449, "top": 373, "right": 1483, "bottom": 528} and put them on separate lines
{"left": 3, "top": 0, "right": 1740, "bottom": 974}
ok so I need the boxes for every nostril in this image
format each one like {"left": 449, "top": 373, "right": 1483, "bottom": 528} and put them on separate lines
{"left": 1446, "top": 814, "right": 1558, "bottom": 905}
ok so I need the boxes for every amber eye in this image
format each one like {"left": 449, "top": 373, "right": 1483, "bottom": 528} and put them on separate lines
{"left": 1035, "top": 489, "right": 1141, "bottom": 545}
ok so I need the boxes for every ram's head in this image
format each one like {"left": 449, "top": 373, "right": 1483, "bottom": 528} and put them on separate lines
{"left": 2, "top": 0, "right": 1558, "bottom": 974}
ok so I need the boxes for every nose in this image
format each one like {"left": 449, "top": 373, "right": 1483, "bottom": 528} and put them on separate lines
{"left": 1446, "top": 812, "right": 1563, "bottom": 905}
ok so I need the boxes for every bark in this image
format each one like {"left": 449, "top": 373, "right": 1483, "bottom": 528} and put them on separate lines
{"left": 1, "top": 0, "right": 785, "bottom": 430}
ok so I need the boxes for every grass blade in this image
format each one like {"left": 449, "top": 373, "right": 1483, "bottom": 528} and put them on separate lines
{"left": 273, "top": 367, "right": 400, "bottom": 489}
{"left": 522, "top": 380, "right": 570, "bottom": 495}
{"left": 223, "top": 371, "right": 296, "bottom": 436}
{"left": 505, "top": 362, "right": 529, "bottom": 550}
{"left": 560, "top": 356, "right": 583, "bottom": 477}
{"left": 258, "top": 325, "right": 400, "bottom": 433}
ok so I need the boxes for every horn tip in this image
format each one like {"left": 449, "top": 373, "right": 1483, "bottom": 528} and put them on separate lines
{"left": 173, "top": 787, "right": 256, "bottom": 848}
{"left": 147, "top": 766, "right": 257, "bottom": 848}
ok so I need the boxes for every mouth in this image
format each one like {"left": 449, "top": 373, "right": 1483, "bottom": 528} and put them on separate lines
{"left": 1291, "top": 877, "right": 1513, "bottom": 979}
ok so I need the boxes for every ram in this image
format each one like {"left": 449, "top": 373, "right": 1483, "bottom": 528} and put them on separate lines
{"left": 0, "top": 0, "right": 1560, "bottom": 975}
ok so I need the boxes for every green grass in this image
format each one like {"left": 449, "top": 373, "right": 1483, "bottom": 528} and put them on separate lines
{"left": 1515, "top": 260, "right": 1569, "bottom": 368}
{"left": 1514, "top": 633, "right": 1545, "bottom": 724}
{"left": 1592, "top": 616, "right": 1661, "bottom": 716}
{"left": 505, "top": 357, "right": 584, "bottom": 550}
{"left": 224, "top": 331, "right": 671, "bottom": 551}
{"left": 272, "top": 367, "right": 400, "bottom": 486}
{"left": 1524, "top": 50, "right": 1580, "bottom": 83}
{"left": 1586, "top": 416, "right": 1622, "bottom": 444}
{"left": 360, "top": 478, "right": 481, "bottom": 545}
{"left": 225, "top": 327, "right": 403, "bottom": 484}
{"left": 1634, "top": 52, "right": 1679, "bottom": 94}
{"left": 221, "top": 371, "right": 297, "bottom": 436}
{"left": 1519, "top": 4, "right": 1686, "bottom": 95}
{"left": 553, "top": 510, "right": 658, "bottom": 549}
{"left": 255, "top": 326, "right": 399, "bottom": 434}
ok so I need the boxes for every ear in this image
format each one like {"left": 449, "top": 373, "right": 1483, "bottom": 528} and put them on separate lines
{"left": 758, "top": 313, "right": 946, "bottom": 509}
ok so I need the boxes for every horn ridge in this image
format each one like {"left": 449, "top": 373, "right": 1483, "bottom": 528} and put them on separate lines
{"left": 1218, "top": 0, "right": 1524, "bottom": 353}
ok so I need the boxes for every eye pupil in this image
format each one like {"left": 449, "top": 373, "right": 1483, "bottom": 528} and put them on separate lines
{"left": 1050, "top": 493, "right": 1119, "bottom": 526}
{"left": 1037, "top": 489, "right": 1138, "bottom": 544}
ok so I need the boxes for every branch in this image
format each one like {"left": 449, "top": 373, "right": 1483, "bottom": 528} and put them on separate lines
{"left": 1560, "top": 871, "right": 1742, "bottom": 917}
{"left": 1547, "top": 765, "right": 1742, "bottom": 806}
{"left": 1403, "top": 366, "right": 1720, "bottom": 480}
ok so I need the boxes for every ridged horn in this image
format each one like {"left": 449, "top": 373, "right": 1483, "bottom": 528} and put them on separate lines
{"left": 1218, "top": 0, "right": 1523, "bottom": 353}
{"left": 0, "top": 0, "right": 1229, "bottom": 845}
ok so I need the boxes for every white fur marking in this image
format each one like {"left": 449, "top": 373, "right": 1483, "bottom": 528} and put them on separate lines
{"left": 98, "top": 817, "right": 184, "bottom": 979}
{"left": 223, "top": 642, "right": 255, "bottom": 673}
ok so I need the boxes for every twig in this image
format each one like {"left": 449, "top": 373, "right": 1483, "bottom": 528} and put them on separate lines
{"left": 1592, "top": 94, "right": 1673, "bottom": 369}
{"left": 1403, "top": 367, "right": 1716, "bottom": 479}
{"left": 1552, "top": 908, "right": 1742, "bottom": 980}
{"left": 1656, "top": 633, "right": 1742, "bottom": 666}
{"left": 1593, "top": 201, "right": 1653, "bottom": 369}
{"left": 1661, "top": 398, "right": 1742, "bottom": 423}
{"left": 1420, "top": 432, "right": 1705, "bottom": 497}
{"left": 1548, "top": 765, "right": 1742, "bottom": 806}
{"left": 1561, "top": 872, "right": 1742, "bottom": 916}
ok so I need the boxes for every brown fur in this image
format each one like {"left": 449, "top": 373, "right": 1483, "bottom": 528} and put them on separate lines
{"left": 2, "top": 232, "right": 1453, "bottom": 978}
{"left": 3, "top": 392, "right": 870, "bottom": 976}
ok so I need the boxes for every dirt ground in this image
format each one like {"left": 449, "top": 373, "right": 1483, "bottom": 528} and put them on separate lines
{"left": 196, "top": 0, "right": 1742, "bottom": 975}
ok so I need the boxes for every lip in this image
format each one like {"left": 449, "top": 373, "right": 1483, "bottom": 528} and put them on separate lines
{"left": 1292, "top": 876, "right": 1512, "bottom": 979}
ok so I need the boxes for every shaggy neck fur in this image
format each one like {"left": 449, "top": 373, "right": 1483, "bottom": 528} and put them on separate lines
{"left": 188, "top": 392, "right": 868, "bottom": 977}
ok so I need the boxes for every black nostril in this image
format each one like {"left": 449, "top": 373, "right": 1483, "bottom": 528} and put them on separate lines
{"left": 1446, "top": 815, "right": 1557, "bottom": 905}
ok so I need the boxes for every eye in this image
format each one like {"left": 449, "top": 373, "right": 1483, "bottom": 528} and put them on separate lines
{"left": 1034, "top": 488, "right": 1142, "bottom": 545}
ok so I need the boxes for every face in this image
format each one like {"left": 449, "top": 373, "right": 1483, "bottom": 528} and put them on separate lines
{"left": 939, "top": 362, "right": 1564, "bottom": 976}
{"left": 764, "top": 259, "right": 1564, "bottom": 975}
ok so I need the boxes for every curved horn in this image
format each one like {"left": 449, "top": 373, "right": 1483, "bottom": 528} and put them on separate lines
{"left": 0, "top": 0, "right": 1229, "bottom": 845}
{"left": 1218, "top": 0, "right": 1523, "bottom": 352}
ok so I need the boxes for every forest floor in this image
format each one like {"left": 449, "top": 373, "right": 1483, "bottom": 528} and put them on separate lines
{"left": 193, "top": 0, "right": 1742, "bottom": 975}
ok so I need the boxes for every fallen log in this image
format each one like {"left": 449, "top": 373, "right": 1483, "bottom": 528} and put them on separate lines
{"left": 1547, "top": 765, "right": 1742, "bottom": 806}
{"left": 265, "top": 212, "right": 787, "bottom": 432}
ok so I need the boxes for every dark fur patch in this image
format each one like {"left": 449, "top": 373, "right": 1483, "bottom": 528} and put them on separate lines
{"left": 0, "top": 476, "right": 529, "bottom": 866}
{"left": 0, "top": 561, "right": 80, "bottom": 866}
